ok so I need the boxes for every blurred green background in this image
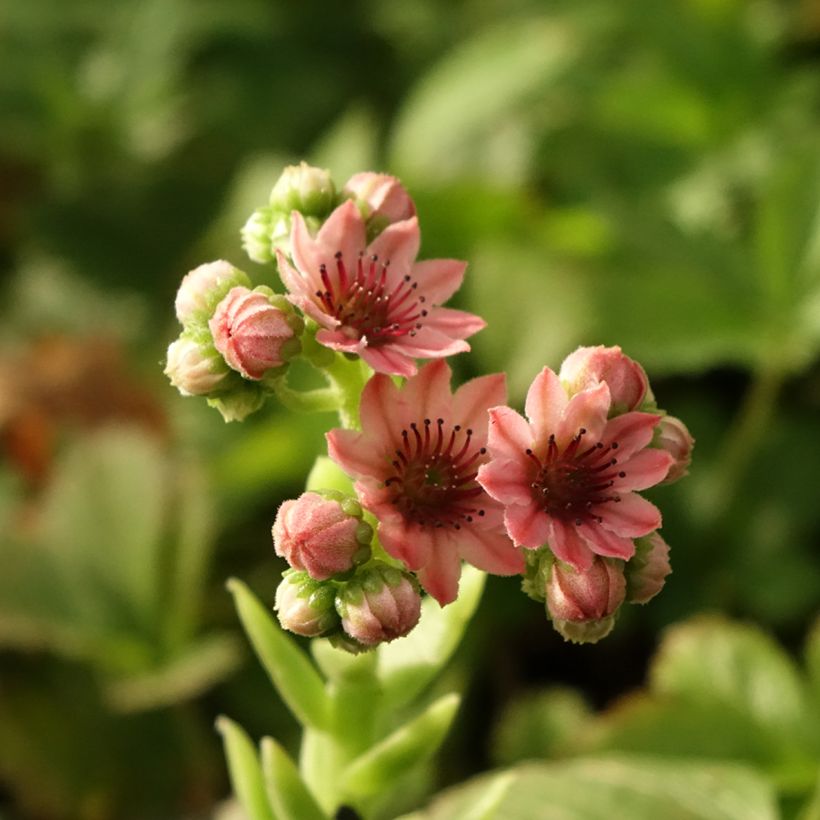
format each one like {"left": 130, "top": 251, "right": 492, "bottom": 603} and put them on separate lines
{"left": 2, "top": 0, "right": 820, "bottom": 818}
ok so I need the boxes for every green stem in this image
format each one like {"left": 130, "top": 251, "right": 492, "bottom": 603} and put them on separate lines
{"left": 323, "top": 354, "right": 372, "bottom": 430}
{"left": 271, "top": 379, "right": 340, "bottom": 415}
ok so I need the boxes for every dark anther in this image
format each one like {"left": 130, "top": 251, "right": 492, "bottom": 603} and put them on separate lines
{"left": 334, "top": 251, "right": 342, "bottom": 259}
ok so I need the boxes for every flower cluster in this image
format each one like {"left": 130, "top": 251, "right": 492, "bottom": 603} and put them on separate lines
{"left": 166, "top": 163, "right": 693, "bottom": 648}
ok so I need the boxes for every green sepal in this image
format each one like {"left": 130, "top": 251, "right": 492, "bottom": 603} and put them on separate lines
{"left": 340, "top": 693, "right": 461, "bottom": 800}
{"left": 260, "top": 736, "right": 328, "bottom": 820}
{"left": 216, "top": 716, "right": 276, "bottom": 820}
{"left": 227, "top": 578, "right": 329, "bottom": 730}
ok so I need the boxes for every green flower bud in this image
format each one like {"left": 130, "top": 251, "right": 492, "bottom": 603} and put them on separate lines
{"left": 275, "top": 571, "right": 339, "bottom": 638}
{"left": 269, "top": 162, "right": 336, "bottom": 217}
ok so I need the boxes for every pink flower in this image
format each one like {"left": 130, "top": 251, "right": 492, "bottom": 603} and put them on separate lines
{"left": 656, "top": 415, "right": 694, "bottom": 484}
{"left": 327, "top": 360, "right": 525, "bottom": 605}
{"left": 209, "top": 286, "right": 300, "bottom": 379}
{"left": 546, "top": 556, "right": 625, "bottom": 623}
{"left": 276, "top": 199, "right": 484, "bottom": 377}
{"left": 342, "top": 172, "right": 416, "bottom": 226}
{"left": 559, "top": 345, "right": 649, "bottom": 415}
{"left": 272, "top": 491, "right": 371, "bottom": 580}
{"left": 477, "top": 367, "right": 674, "bottom": 571}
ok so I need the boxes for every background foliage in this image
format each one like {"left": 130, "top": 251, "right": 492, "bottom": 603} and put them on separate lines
{"left": 1, "top": 0, "right": 819, "bottom": 818}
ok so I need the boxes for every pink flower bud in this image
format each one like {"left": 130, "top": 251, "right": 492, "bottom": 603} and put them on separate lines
{"left": 210, "top": 287, "right": 300, "bottom": 380}
{"left": 336, "top": 566, "right": 421, "bottom": 647}
{"left": 273, "top": 491, "right": 372, "bottom": 580}
{"left": 656, "top": 415, "right": 694, "bottom": 484}
{"left": 626, "top": 532, "right": 671, "bottom": 604}
{"left": 174, "top": 260, "right": 250, "bottom": 326}
{"left": 164, "top": 336, "right": 228, "bottom": 396}
{"left": 342, "top": 172, "right": 416, "bottom": 226}
{"left": 275, "top": 571, "right": 339, "bottom": 637}
{"left": 559, "top": 345, "right": 649, "bottom": 415}
{"left": 546, "top": 556, "right": 626, "bottom": 623}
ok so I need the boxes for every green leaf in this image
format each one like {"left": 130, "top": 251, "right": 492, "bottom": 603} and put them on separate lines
{"left": 798, "top": 770, "right": 820, "bottom": 820}
{"left": 377, "top": 566, "right": 485, "bottom": 710}
{"left": 806, "top": 616, "right": 820, "bottom": 705}
{"left": 227, "top": 578, "right": 329, "bottom": 730}
{"left": 341, "top": 693, "right": 460, "bottom": 800}
{"left": 403, "top": 756, "right": 779, "bottom": 820}
{"left": 260, "top": 737, "right": 328, "bottom": 820}
{"left": 216, "top": 716, "right": 276, "bottom": 820}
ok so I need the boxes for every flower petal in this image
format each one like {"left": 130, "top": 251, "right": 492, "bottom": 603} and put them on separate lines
{"left": 326, "top": 430, "right": 385, "bottom": 480}
{"left": 415, "top": 532, "right": 462, "bottom": 605}
{"left": 601, "top": 411, "right": 661, "bottom": 460}
{"left": 614, "top": 448, "right": 674, "bottom": 491}
{"left": 313, "top": 200, "right": 366, "bottom": 263}
{"left": 359, "top": 344, "right": 418, "bottom": 377}
{"left": 452, "top": 372, "right": 506, "bottom": 437}
{"left": 594, "top": 493, "right": 661, "bottom": 537}
{"left": 393, "top": 326, "right": 471, "bottom": 358}
{"left": 525, "top": 367, "right": 568, "bottom": 448}
{"left": 368, "top": 216, "right": 420, "bottom": 277}
{"left": 487, "top": 406, "right": 533, "bottom": 463}
{"left": 547, "top": 519, "right": 594, "bottom": 571}
{"left": 316, "top": 328, "right": 365, "bottom": 354}
{"left": 504, "top": 502, "right": 551, "bottom": 548}
{"left": 457, "top": 526, "right": 524, "bottom": 575}
{"left": 422, "top": 307, "right": 486, "bottom": 341}
{"left": 401, "top": 359, "right": 452, "bottom": 424}
{"left": 555, "top": 382, "right": 610, "bottom": 449}
{"left": 577, "top": 522, "right": 636, "bottom": 561}
{"left": 477, "top": 459, "right": 533, "bottom": 505}
{"left": 358, "top": 372, "right": 408, "bottom": 448}
{"left": 378, "top": 516, "right": 433, "bottom": 571}
{"left": 411, "top": 259, "right": 467, "bottom": 304}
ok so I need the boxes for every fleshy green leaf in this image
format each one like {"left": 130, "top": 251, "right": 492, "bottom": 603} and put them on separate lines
{"left": 804, "top": 616, "right": 820, "bottom": 705}
{"left": 341, "top": 693, "right": 460, "bottom": 800}
{"left": 227, "top": 578, "right": 329, "bottom": 730}
{"left": 216, "top": 716, "right": 276, "bottom": 820}
{"left": 377, "top": 566, "right": 485, "bottom": 710}
{"left": 260, "top": 737, "right": 327, "bottom": 820}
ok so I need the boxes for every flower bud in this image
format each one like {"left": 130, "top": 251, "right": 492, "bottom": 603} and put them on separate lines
{"left": 209, "top": 286, "right": 302, "bottom": 380}
{"left": 626, "top": 532, "right": 671, "bottom": 604}
{"left": 656, "top": 415, "right": 694, "bottom": 484}
{"left": 275, "top": 571, "right": 339, "bottom": 637}
{"left": 165, "top": 335, "right": 229, "bottom": 396}
{"left": 207, "top": 381, "right": 265, "bottom": 423}
{"left": 273, "top": 491, "right": 372, "bottom": 581}
{"left": 546, "top": 557, "right": 625, "bottom": 623}
{"left": 269, "top": 162, "right": 336, "bottom": 217}
{"left": 335, "top": 565, "right": 421, "bottom": 647}
{"left": 342, "top": 172, "right": 415, "bottom": 230}
{"left": 174, "top": 260, "right": 251, "bottom": 327}
{"left": 552, "top": 616, "right": 618, "bottom": 645}
{"left": 559, "top": 345, "right": 649, "bottom": 415}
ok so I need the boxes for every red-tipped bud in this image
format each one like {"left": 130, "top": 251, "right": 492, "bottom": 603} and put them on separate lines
{"left": 174, "top": 260, "right": 251, "bottom": 327}
{"left": 210, "top": 287, "right": 302, "bottom": 380}
{"left": 273, "top": 491, "right": 372, "bottom": 581}
{"left": 559, "top": 345, "right": 649, "bottom": 415}
{"left": 626, "top": 532, "right": 672, "bottom": 604}
{"left": 342, "top": 172, "right": 415, "bottom": 231}
{"left": 335, "top": 565, "right": 421, "bottom": 647}
{"left": 656, "top": 415, "right": 694, "bottom": 484}
{"left": 275, "top": 571, "right": 339, "bottom": 637}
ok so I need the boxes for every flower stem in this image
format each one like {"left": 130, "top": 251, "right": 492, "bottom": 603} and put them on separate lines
{"left": 323, "top": 354, "right": 372, "bottom": 430}
{"left": 270, "top": 378, "right": 340, "bottom": 415}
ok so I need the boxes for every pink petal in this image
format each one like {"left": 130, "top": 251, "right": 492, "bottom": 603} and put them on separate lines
{"left": 285, "top": 291, "right": 334, "bottom": 328}
{"left": 504, "top": 502, "right": 551, "bottom": 548}
{"left": 415, "top": 532, "right": 462, "bottom": 605}
{"left": 452, "top": 372, "right": 506, "bottom": 437}
{"left": 358, "top": 373, "right": 408, "bottom": 449}
{"left": 525, "top": 367, "right": 567, "bottom": 448}
{"left": 275, "top": 251, "right": 310, "bottom": 297}
{"left": 477, "top": 459, "right": 533, "bottom": 506}
{"left": 411, "top": 259, "right": 467, "bottom": 304}
{"left": 401, "top": 359, "right": 452, "bottom": 424}
{"left": 316, "top": 328, "right": 365, "bottom": 354}
{"left": 594, "top": 493, "right": 661, "bottom": 537}
{"left": 601, "top": 411, "right": 661, "bottom": 460}
{"left": 367, "top": 216, "right": 420, "bottom": 277}
{"left": 614, "top": 448, "right": 674, "bottom": 491}
{"left": 548, "top": 519, "right": 595, "bottom": 571}
{"left": 577, "top": 521, "right": 636, "bottom": 561}
{"left": 326, "top": 429, "right": 386, "bottom": 480}
{"left": 313, "top": 200, "right": 367, "bottom": 264}
{"left": 421, "top": 306, "right": 486, "bottom": 341}
{"left": 487, "top": 406, "right": 533, "bottom": 463}
{"left": 555, "top": 382, "right": 610, "bottom": 449}
{"left": 393, "top": 326, "right": 471, "bottom": 359}
{"left": 378, "top": 517, "right": 433, "bottom": 571}
{"left": 457, "top": 526, "right": 525, "bottom": 575}
{"left": 359, "top": 344, "right": 418, "bottom": 377}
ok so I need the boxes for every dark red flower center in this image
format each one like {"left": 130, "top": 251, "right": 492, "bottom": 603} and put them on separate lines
{"left": 384, "top": 418, "right": 487, "bottom": 529}
{"left": 526, "top": 429, "right": 625, "bottom": 525}
{"left": 314, "top": 251, "right": 427, "bottom": 346}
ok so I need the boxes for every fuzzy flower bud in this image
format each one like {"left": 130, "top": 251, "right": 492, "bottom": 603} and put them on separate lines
{"left": 273, "top": 491, "right": 372, "bottom": 581}
{"left": 335, "top": 565, "right": 421, "bottom": 647}
{"left": 342, "top": 172, "right": 415, "bottom": 231}
{"left": 269, "top": 162, "right": 336, "bottom": 217}
{"left": 656, "top": 415, "right": 694, "bottom": 484}
{"left": 210, "top": 286, "right": 302, "bottom": 380}
{"left": 559, "top": 345, "right": 649, "bottom": 415}
{"left": 547, "top": 557, "right": 625, "bottom": 644}
{"left": 275, "top": 571, "right": 339, "bottom": 637}
{"left": 174, "top": 260, "right": 251, "bottom": 327}
{"left": 164, "top": 335, "right": 229, "bottom": 396}
{"left": 207, "top": 381, "right": 265, "bottom": 423}
{"left": 626, "top": 532, "right": 672, "bottom": 604}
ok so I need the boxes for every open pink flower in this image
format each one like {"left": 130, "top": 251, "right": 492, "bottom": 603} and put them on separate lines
{"left": 477, "top": 367, "right": 674, "bottom": 571}
{"left": 327, "top": 360, "right": 524, "bottom": 605}
{"left": 276, "top": 199, "right": 485, "bottom": 377}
